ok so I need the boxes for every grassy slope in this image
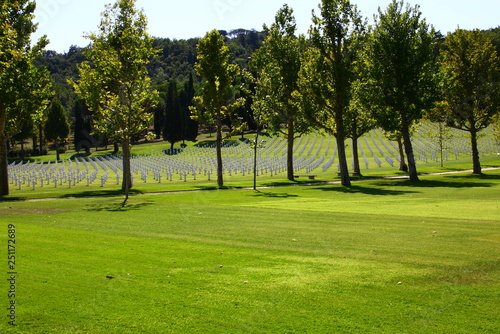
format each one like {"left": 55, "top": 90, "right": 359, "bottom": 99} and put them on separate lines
{"left": 1, "top": 172, "right": 499, "bottom": 333}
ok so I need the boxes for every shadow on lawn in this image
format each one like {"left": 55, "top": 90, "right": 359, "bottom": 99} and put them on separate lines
{"left": 372, "top": 177, "right": 496, "bottom": 189}
{"left": 251, "top": 190, "right": 299, "bottom": 198}
{"left": 61, "top": 189, "right": 143, "bottom": 199}
{"left": 317, "top": 185, "right": 419, "bottom": 196}
{"left": 84, "top": 200, "right": 154, "bottom": 212}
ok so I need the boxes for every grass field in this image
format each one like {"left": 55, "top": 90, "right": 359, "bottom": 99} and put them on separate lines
{"left": 1, "top": 170, "right": 499, "bottom": 333}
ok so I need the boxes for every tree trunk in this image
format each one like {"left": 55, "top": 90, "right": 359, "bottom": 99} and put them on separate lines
{"left": 438, "top": 122, "right": 445, "bottom": 168}
{"left": 253, "top": 132, "right": 259, "bottom": 190}
{"left": 470, "top": 128, "right": 482, "bottom": 174}
{"left": 351, "top": 136, "right": 360, "bottom": 176}
{"left": 55, "top": 139, "right": 60, "bottom": 162}
{"left": 121, "top": 138, "right": 133, "bottom": 204}
{"left": 216, "top": 115, "right": 224, "bottom": 187}
{"left": 397, "top": 136, "right": 408, "bottom": 172}
{"left": 38, "top": 123, "right": 44, "bottom": 156}
{"left": 0, "top": 113, "right": 9, "bottom": 196}
{"left": 20, "top": 140, "right": 25, "bottom": 161}
{"left": 287, "top": 118, "right": 295, "bottom": 181}
{"left": 336, "top": 135, "right": 351, "bottom": 186}
{"left": 113, "top": 142, "right": 119, "bottom": 155}
{"left": 32, "top": 135, "right": 38, "bottom": 156}
{"left": 401, "top": 123, "right": 419, "bottom": 181}
{"left": 335, "top": 113, "right": 351, "bottom": 186}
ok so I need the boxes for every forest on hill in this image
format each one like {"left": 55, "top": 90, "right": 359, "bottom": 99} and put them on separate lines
{"left": 25, "top": 29, "right": 265, "bottom": 155}
{"left": 25, "top": 25, "right": 499, "bottom": 158}
{"left": 36, "top": 29, "right": 266, "bottom": 113}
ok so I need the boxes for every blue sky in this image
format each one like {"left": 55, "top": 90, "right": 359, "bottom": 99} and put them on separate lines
{"left": 32, "top": 0, "right": 500, "bottom": 53}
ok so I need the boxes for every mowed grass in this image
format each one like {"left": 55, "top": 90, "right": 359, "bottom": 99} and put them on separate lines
{"left": 1, "top": 172, "right": 499, "bottom": 333}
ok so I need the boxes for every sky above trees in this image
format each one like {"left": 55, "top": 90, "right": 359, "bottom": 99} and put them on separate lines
{"left": 32, "top": 0, "right": 500, "bottom": 53}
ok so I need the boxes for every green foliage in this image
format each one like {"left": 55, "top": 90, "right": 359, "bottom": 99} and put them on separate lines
{"left": 45, "top": 98, "right": 70, "bottom": 143}
{"left": 190, "top": 29, "right": 245, "bottom": 187}
{"left": 73, "top": 99, "right": 93, "bottom": 153}
{"left": 437, "top": 29, "right": 500, "bottom": 173}
{"left": 35, "top": 46, "right": 86, "bottom": 112}
{"left": 71, "top": 0, "right": 158, "bottom": 199}
{"left": 365, "top": 0, "right": 437, "bottom": 181}
{"left": 252, "top": 5, "right": 306, "bottom": 133}
{"left": 72, "top": 0, "right": 158, "bottom": 142}
{"left": 150, "top": 37, "right": 198, "bottom": 85}
{"left": 0, "top": 0, "right": 53, "bottom": 195}
{"left": 493, "top": 113, "right": 500, "bottom": 147}
{"left": 45, "top": 97, "right": 69, "bottom": 161}
{"left": 299, "top": 0, "right": 366, "bottom": 186}
{"left": 482, "top": 26, "right": 500, "bottom": 55}
{"left": 438, "top": 29, "right": 500, "bottom": 132}
{"left": 163, "top": 80, "right": 183, "bottom": 148}
{"left": 252, "top": 5, "right": 308, "bottom": 181}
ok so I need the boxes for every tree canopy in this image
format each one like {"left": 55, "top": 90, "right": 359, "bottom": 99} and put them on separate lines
{"left": 71, "top": 0, "right": 158, "bottom": 203}
{"left": 252, "top": 4, "right": 308, "bottom": 181}
{"left": 437, "top": 29, "right": 500, "bottom": 174}
{"left": 0, "top": 0, "right": 53, "bottom": 195}
{"left": 45, "top": 97, "right": 70, "bottom": 161}
{"left": 190, "top": 29, "right": 245, "bottom": 187}
{"left": 299, "top": 0, "right": 366, "bottom": 186}
{"left": 365, "top": 0, "right": 438, "bottom": 181}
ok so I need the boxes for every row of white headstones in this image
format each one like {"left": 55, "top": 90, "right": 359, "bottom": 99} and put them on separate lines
{"left": 7, "top": 130, "right": 498, "bottom": 191}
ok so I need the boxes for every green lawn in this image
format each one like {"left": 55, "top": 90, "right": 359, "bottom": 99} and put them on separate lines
{"left": 1, "top": 171, "right": 499, "bottom": 333}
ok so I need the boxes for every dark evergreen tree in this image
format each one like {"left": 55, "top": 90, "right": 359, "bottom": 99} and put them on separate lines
{"left": 180, "top": 73, "right": 198, "bottom": 141}
{"left": 11, "top": 117, "right": 34, "bottom": 159}
{"left": 163, "top": 80, "right": 183, "bottom": 150}
{"left": 45, "top": 97, "right": 70, "bottom": 161}
{"left": 153, "top": 97, "right": 166, "bottom": 139}
{"left": 73, "top": 99, "right": 93, "bottom": 154}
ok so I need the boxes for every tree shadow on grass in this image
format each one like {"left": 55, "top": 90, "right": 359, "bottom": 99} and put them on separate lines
{"left": 263, "top": 180, "right": 321, "bottom": 187}
{"left": 0, "top": 196, "right": 27, "bottom": 202}
{"left": 61, "top": 189, "right": 144, "bottom": 199}
{"left": 372, "top": 177, "right": 495, "bottom": 189}
{"left": 251, "top": 190, "right": 299, "bottom": 198}
{"left": 446, "top": 173, "right": 500, "bottom": 181}
{"left": 84, "top": 200, "right": 154, "bottom": 212}
{"left": 316, "top": 185, "right": 419, "bottom": 196}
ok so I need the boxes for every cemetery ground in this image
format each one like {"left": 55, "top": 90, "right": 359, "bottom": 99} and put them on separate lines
{"left": 4, "top": 124, "right": 500, "bottom": 200}
{"left": 1, "top": 127, "right": 499, "bottom": 332}
{"left": 0, "top": 171, "right": 499, "bottom": 333}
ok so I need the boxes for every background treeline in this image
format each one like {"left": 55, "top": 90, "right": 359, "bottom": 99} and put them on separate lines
{"left": 9, "top": 26, "right": 500, "bottom": 158}
{"left": 10, "top": 29, "right": 265, "bottom": 157}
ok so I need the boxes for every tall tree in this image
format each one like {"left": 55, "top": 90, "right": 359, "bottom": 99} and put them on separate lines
{"left": 252, "top": 4, "right": 308, "bottom": 181}
{"left": 0, "top": 0, "right": 53, "bottom": 196}
{"left": 71, "top": 0, "right": 158, "bottom": 203}
{"left": 493, "top": 113, "right": 500, "bottom": 149}
{"left": 366, "top": 0, "right": 437, "bottom": 181}
{"left": 347, "top": 79, "right": 376, "bottom": 175}
{"left": 180, "top": 73, "right": 199, "bottom": 142}
{"left": 163, "top": 80, "right": 183, "bottom": 150}
{"left": 73, "top": 99, "right": 93, "bottom": 154}
{"left": 437, "top": 29, "right": 500, "bottom": 174}
{"left": 152, "top": 96, "right": 166, "bottom": 139}
{"left": 299, "top": 0, "right": 366, "bottom": 186}
{"left": 11, "top": 117, "right": 35, "bottom": 160}
{"left": 190, "top": 29, "right": 245, "bottom": 187}
{"left": 45, "top": 98, "right": 70, "bottom": 161}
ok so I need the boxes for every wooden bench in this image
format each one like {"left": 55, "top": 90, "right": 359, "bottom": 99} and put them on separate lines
{"left": 294, "top": 175, "right": 317, "bottom": 180}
